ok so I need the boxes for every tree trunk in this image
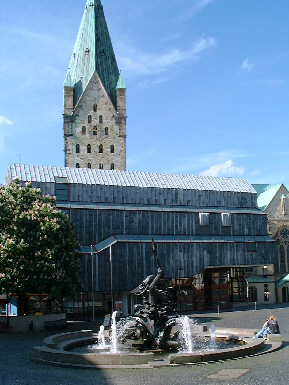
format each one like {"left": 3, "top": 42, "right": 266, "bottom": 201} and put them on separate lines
{"left": 17, "top": 294, "right": 29, "bottom": 316}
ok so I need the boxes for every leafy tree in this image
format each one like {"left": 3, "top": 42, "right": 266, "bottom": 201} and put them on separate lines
{"left": 0, "top": 180, "right": 81, "bottom": 314}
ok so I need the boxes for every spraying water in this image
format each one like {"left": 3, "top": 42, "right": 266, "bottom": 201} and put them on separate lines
{"left": 110, "top": 311, "right": 118, "bottom": 353}
{"left": 210, "top": 324, "right": 216, "bottom": 347}
{"left": 97, "top": 325, "right": 106, "bottom": 349}
{"left": 179, "top": 316, "right": 194, "bottom": 353}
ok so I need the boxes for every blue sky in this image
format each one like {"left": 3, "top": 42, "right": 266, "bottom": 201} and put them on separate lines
{"left": 0, "top": 0, "right": 288, "bottom": 185}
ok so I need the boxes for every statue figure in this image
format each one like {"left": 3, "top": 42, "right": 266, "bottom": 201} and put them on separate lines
{"left": 121, "top": 239, "right": 178, "bottom": 350}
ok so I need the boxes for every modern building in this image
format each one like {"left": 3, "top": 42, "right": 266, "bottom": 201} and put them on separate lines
{"left": 6, "top": 164, "right": 277, "bottom": 315}
{"left": 63, "top": 0, "right": 126, "bottom": 171}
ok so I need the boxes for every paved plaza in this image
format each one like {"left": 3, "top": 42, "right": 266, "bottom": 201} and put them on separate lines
{"left": 1, "top": 305, "right": 289, "bottom": 385}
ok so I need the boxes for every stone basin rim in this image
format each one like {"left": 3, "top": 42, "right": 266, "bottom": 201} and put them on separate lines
{"left": 30, "top": 327, "right": 281, "bottom": 369}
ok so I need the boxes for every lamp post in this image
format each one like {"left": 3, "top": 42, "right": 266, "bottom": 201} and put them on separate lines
{"left": 178, "top": 266, "right": 184, "bottom": 316}
{"left": 91, "top": 245, "right": 94, "bottom": 322}
{"left": 110, "top": 245, "right": 113, "bottom": 313}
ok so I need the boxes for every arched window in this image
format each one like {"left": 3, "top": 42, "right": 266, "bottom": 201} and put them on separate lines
{"left": 76, "top": 163, "right": 80, "bottom": 168}
{"left": 99, "top": 144, "right": 103, "bottom": 153}
{"left": 76, "top": 144, "right": 80, "bottom": 153}
{"left": 279, "top": 245, "right": 286, "bottom": 273}
{"left": 99, "top": 163, "right": 103, "bottom": 169}
{"left": 87, "top": 144, "right": 91, "bottom": 153}
{"left": 88, "top": 115, "right": 92, "bottom": 123}
{"left": 82, "top": 126, "right": 86, "bottom": 135}
{"left": 105, "top": 126, "right": 108, "bottom": 135}
{"left": 93, "top": 104, "right": 97, "bottom": 112}
{"left": 99, "top": 115, "right": 103, "bottom": 123}
{"left": 110, "top": 144, "right": 114, "bottom": 153}
{"left": 87, "top": 163, "right": 91, "bottom": 169}
{"left": 93, "top": 126, "right": 97, "bottom": 136}
{"left": 111, "top": 163, "right": 115, "bottom": 170}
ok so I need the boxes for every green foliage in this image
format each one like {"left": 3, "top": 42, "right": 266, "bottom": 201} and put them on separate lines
{"left": 0, "top": 180, "right": 81, "bottom": 300}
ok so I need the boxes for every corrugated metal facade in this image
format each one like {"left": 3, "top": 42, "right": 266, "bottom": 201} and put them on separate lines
{"left": 6, "top": 164, "right": 277, "bottom": 293}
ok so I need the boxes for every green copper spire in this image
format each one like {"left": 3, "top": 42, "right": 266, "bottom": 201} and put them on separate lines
{"left": 116, "top": 72, "right": 126, "bottom": 89}
{"left": 63, "top": 70, "right": 74, "bottom": 87}
{"left": 65, "top": 0, "right": 120, "bottom": 109}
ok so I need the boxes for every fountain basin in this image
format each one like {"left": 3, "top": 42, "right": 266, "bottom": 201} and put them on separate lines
{"left": 30, "top": 327, "right": 278, "bottom": 369}
{"left": 31, "top": 330, "right": 154, "bottom": 367}
{"left": 170, "top": 338, "right": 264, "bottom": 364}
{"left": 31, "top": 347, "right": 154, "bottom": 367}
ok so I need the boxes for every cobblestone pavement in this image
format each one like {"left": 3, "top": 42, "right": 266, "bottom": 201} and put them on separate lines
{"left": 1, "top": 305, "right": 289, "bottom": 385}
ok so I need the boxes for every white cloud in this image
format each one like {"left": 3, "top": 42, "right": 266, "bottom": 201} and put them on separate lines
{"left": 170, "top": 149, "right": 247, "bottom": 175}
{"left": 175, "top": 0, "right": 215, "bottom": 21}
{"left": 258, "top": 78, "right": 283, "bottom": 87}
{"left": 200, "top": 160, "right": 244, "bottom": 177}
{"left": 0, "top": 116, "right": 13, "bottom": 126}
{"left": 117, "top": 37, "right": 217, "bottom": 77}
{"left": 0, "top": 116, "right": 13, "bottom": 152}
{"left": 240, "top": 58, "right": 254, "bottom": 73}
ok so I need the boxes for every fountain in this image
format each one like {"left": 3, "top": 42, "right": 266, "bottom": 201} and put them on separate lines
{"left": 210, "top": 324, "right": 216, "bottom": 347}
{"left": 30, "top": 239, "right": 276, "bottom": 368}
{"left": 97, "top": 325, "right": 106, "bottom": 349}
{"left": 178, "top": 316, "right": 194, "bottom": 353}
{"left": 110, "top": 311, "right": 118, "bottom": 353}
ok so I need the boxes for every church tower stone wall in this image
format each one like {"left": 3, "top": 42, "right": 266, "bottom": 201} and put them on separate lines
{"left": 63, "top": 0, "right": 126, "bottom": 170}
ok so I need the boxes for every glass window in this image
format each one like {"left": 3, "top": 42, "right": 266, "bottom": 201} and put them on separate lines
{"left": 54, "top": 177, "right": 69, "bottom": 202}
{"left": 105, "top": 126, "right": 108, "bottom": 135}
{"left": 93, "top": 104, "right": 97, "bottom": 112}
{"left": 99, "top": 163, "right": 103, "bottom": 169}
{"left": 99, "top": 115, "right": 103, "bottom": 123}
{"left": 221, "top": 213, "right": 231, "bottom": 226}
{"left": 99, "top": 144, "right": 103, "bottom": 153}
{"left": 87, "top": 163, "right": 91, "bottom": 169}
{"left": 111, "top": 163, "right": 114, "bottom": 170}
{"left": 110, "top": 144, "right": 114, "bottom": 153}
{"left": 87, "top": 144, "right": 91, "bottom": 153}
{"left": 82, "top": 126, "right": 86, "bottom": 135}
{"left": 199, "top": 213, "right": 209, "bottom": 226}
{"left": 88, "top": 115, "right": 92, "bottom": 123}
{"left": 246, "top": 242, "right": 257, "bottom": 252}
{"left": 76, "top": 163, "right": 80, "bottom": 168}
{"left": 93, "top": 126, "right": 97, "bottom": 136}
{"left": 76, "top": 144, "right": 80, "bottom": 153}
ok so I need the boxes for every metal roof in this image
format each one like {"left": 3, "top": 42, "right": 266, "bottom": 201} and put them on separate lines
{"left": 6, "top": 164, "right": 257, "bottom": 193}
{"left": 276, "top": 273, "right": 289, "bottom": 288}
{"left": 116, "top": 73, "right": 126, "bottom": 89}
{"left": 245, "top": 276, "right": 275, "bottom": 283}
{"left": 252, "top": 184, "right": 289, "bottom": 211}
{"left": 252, "top": 184, "right": 282, "bottom": 211}
{"left": 65, "top": 0, "right": 120, "bottom": 109}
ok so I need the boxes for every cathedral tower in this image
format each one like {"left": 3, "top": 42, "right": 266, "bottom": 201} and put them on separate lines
{"left": 63, "top": 0, "right": 126, "bottom": 170}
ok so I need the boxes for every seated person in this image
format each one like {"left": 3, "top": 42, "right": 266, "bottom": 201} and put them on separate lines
{"left": 253, "top": 316, "right": 279, "bottom": 339}
{"left": 263, "top": 316, "right": 279, "bottom": 338}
